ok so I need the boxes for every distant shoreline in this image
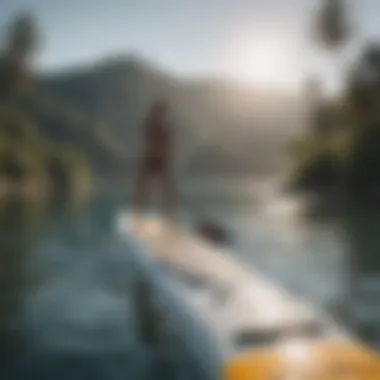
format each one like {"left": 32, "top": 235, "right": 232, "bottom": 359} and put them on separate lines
{"left": 0, "top": 176, "right": 277, "bottom": 201}
{"left": 91, "top": 175, "right": 277, "bottom": 199}
{"left": 0, "top": 180, "right": 46, "bottom": 199}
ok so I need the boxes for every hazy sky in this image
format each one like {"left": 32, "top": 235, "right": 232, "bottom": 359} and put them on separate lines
{"left": 1, "top": 0, "right": 380, "bottom": 90}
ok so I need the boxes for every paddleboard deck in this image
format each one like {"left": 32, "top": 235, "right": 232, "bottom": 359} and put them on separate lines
{"left": 118, "top": 213, "right": 350, "bottom": 353}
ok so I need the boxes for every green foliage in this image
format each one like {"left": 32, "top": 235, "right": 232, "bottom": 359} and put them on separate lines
{"left": 0, "top": 11, "right": 130, "bottom": 202}
{"left": 0, "top": 12, "right": 39, "bottom": 99}
{"left": 292, "top": 39, "right": 380, "bottom": 207}
{"left": 315, "top": 0, "right": 351, "bottom": 50}
{"left": 0, "top": 94, "right": 94, "bottom": 201}
{"left": 5, "top": 11, "right": 39, "bottom": 60}
{"left": 44, "top": 141, "right": 92, "bottom": 203}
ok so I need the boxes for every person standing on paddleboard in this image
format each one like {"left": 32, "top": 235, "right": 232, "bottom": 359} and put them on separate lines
{"left": 133, "top": 99, "right": 177, "bottom": 222}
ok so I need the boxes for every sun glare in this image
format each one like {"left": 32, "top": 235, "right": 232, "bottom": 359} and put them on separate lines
{"left": 223, "top": 31, "right": 298, "bottom": 88}
{"left": 240, "top": 41, "right": 287, "bottom": 85}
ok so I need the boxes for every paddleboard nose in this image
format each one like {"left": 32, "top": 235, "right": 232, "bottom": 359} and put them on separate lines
{"left": 225, "top": 341, "right": 380, "bottom": 380}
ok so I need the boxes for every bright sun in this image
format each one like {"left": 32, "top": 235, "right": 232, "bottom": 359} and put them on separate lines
{"left": 223, "top": 32, "right": 296, "bottom": 87}
{"left": 238, "top": 41, "right": 288, "bottom": 85}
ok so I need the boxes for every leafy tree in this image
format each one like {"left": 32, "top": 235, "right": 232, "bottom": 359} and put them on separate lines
{"left": 291, "top": 1, "right": 353, "bottom": 194}
{"left": 0, "top": 12, "right": 39, "bottom": 98}
{"left": 315, "top": 0, "right": 351, "bottom": 51}
{"left": 6, "top": 12, "right": 39, "bottom": 63}
{"left": 0, "top": 12, "right": 96, "bottom": 204}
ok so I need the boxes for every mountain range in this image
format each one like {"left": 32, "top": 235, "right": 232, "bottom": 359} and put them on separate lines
{"left": 31, "top": 53, "right": 306, "bottom": 179}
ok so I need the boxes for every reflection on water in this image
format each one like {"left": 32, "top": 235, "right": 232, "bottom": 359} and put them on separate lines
{"left": 0, "top": 195, "right": 48, "bottom": 378}
{"left": 344, "top": 211, "right": 380, "bottom": 348}
{"left": 0, "top": 194, "right": 147, "bottom": 379}
{"left": 0, "top": 189, "right": 378, "bottom": 378}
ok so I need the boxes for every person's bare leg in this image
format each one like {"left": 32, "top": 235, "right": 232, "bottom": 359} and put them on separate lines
{"left": 152, "top": 171, "right": 177, "bottom": 259}
{"left": 133, "top": 168, "right": 151, "bottom": 232}
{"left": 163, "top": 170, "right": 178, "bottom": 225}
